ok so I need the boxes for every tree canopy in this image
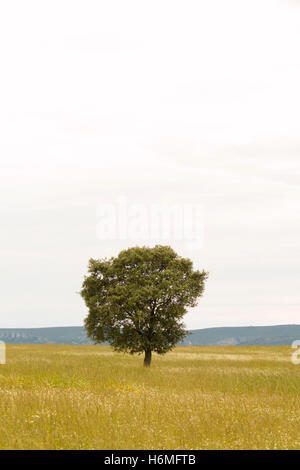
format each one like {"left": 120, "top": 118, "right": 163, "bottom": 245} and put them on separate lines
{"left": 81, "top": 245, "right": 208, "bottom": 366}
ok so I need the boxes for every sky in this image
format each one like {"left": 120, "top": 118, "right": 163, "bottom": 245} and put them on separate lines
{"left": 0, "top": 0, "right": 299, "bottom": 329}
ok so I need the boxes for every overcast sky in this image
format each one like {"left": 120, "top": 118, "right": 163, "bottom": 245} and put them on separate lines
{"left": 1, "top": 0, "right": 299, "bottom": 329}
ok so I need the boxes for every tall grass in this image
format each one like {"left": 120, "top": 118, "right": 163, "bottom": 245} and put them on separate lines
{"left": 0, "top": 345, "right": 299, "bottom": 449}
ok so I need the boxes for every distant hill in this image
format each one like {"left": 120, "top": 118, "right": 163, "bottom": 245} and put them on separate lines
{"left": 180, "top": 324, "right": 300, "bottom": 346}
{"left": 0, "top": 324, "right": 299, "bottom": 346}
{"left": 0, "top": 327, "right": 93, "bottom": 345}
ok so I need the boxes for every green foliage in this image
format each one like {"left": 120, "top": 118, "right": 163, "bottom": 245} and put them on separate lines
{"left": 81, "top": 245, "right": 208, "bottom": 361}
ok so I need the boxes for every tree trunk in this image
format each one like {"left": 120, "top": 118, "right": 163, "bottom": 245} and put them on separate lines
{"left": 144, "top": 350, "right": 152, "bottom": 367}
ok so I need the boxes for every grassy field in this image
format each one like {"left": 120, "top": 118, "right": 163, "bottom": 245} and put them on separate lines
{"left": 0, "top": 344, "right": 299, "bottom": 450}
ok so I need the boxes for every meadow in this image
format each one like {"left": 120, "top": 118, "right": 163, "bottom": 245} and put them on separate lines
{"left": 0, "top": 344, "right": 299, "bottom": 450}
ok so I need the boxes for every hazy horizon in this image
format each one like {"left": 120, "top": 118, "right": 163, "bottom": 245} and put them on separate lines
{"left": 0, "top": 322, "right": 299, "bottom": 330}
{"left": 1, "top": 0, "right": 300, "bottom": 329}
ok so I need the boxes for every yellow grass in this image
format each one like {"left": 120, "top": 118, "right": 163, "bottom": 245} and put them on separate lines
{"left": 0, "top": 344, "right": 299, "bottom": 450}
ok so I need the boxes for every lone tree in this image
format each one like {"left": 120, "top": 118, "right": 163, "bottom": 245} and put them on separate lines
{"left": 81, "top": 245, "right": 208, "bottom": 367}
